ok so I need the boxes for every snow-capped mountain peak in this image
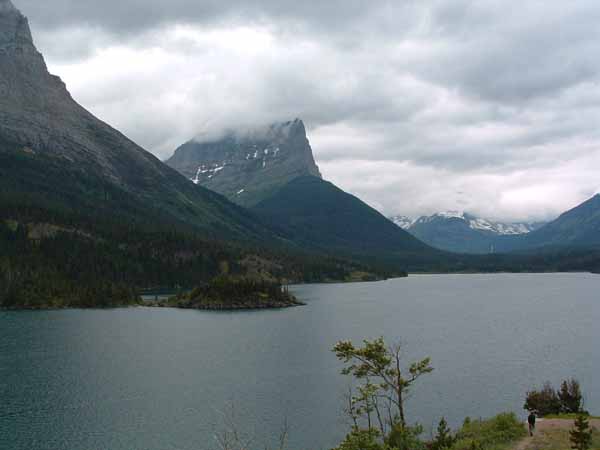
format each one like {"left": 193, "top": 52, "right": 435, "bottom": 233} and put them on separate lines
{"left": 390, "top": 211, "right": 543, "bottom": 236}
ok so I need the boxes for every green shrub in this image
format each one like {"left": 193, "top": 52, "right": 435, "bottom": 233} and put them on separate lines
{"left": 334, "top": 429, "right": 391, "bottom": 450}
{"left": 385, "top": 423, "right": 425, "bottom": 450}
{"left": 524, "top": 382, "right": 561, "bottom": 416}
{"left": 451, "top": 413, "right": 526, "bottom": 450}
{"left": 524, "top": 379, "right": 585, "bottom": 416}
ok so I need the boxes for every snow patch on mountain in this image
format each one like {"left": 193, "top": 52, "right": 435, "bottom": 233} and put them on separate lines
{"left": 192, "top": 162, "right": 228, "bottom": 184}
{"left": 390, "top": 215, "right": 415, "bottom": 230}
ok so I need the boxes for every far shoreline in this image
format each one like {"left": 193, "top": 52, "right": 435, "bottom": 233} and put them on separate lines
{"left": 3, "top": 272, "right": 596, "bottom": 312}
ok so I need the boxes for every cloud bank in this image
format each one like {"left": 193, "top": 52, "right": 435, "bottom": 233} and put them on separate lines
{"left": 15, "top": 0, "right": 600, "bottom": 221}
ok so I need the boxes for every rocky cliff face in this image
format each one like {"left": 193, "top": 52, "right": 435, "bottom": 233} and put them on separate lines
{"left": 166, "top": 119, "right": 322, "bottom": 207}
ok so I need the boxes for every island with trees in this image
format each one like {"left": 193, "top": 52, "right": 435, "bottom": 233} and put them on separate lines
{"left": 150, "top": 276, "right": 304, "bottom": 310}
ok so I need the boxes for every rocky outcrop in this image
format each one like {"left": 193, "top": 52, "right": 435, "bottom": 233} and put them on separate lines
{"left": 166, "top": 119, "right": 322, "bottom": 206}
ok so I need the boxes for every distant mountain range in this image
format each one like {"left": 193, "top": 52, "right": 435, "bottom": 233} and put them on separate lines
{"left": 392, "top": 212, "right": 543, "bottom": 235}
{"left": 391, "top": 197, "right": 600, "bottom": 255}
{"left": 390, "top": 212, "right": 545, "bottom": 254}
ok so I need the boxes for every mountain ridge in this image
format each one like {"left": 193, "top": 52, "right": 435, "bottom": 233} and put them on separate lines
{"left": 250, "top": 176, "right": 445, "bottom": 271}
{"left": 390, "top": 195, "right": 600, "bottom": 255}
{"left": 496, "top": 194, "right": 600, "bottom": 252}
{"left": 391, "top": 212, "right": 542, "bottom": 236}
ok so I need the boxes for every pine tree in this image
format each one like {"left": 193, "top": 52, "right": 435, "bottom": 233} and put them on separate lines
{"left": 570, "top": 414, "right": 593, "bottom": 450}
{"left": 559, "top": 379, "right": 583, "bottom": 414}
{"left": 432, "top": 417, "right": 454, "bottom": 450}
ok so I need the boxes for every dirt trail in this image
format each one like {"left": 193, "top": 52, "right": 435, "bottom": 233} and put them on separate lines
{"left": 514, "top": 418, "right": 600, "bottom": 450}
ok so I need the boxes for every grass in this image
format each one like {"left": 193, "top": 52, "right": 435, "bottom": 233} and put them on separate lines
{"left": 543, "top": 413, "right": 600, "bottom": 420}
{"left": 451, "top": 413, "right": 527, "bottom": 450}
{"left": 523, "top": 425, "right": 600, "bottom": 450}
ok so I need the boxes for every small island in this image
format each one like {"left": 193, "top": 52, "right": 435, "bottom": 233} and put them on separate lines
{"left": 149, "top": 277, "right": 304, "bottom": 310}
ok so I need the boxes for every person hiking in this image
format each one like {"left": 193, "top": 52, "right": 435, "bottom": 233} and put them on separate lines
{"left": 528, "top": 412, "right": 536, "bottom": 436}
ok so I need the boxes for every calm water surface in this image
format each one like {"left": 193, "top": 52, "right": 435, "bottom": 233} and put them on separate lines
{"left": 1, "top": 273, "right": 598, "bottom": 450}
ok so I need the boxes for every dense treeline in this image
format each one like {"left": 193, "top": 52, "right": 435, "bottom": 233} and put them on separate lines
{"left": 0, "top": 204, "right": 387, "bottom": 308}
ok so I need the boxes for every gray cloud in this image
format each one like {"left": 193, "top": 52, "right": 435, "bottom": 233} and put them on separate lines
{"left": 13, "top": 0, "right": 600, "bottom": 221}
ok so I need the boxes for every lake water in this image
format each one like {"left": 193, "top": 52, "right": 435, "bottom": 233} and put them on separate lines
{"left": 1, "top": 273, "right": 598, "bottom": 450}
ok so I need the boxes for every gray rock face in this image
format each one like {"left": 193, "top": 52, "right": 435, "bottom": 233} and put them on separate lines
{"left": 0, "top": 0, "right": 176, "bottom": 187}
{"left": 166, "top": 119, "right": 322, "bottom": 207}
{"left": 0, "top": 0, "right": 33, "bottom": 46}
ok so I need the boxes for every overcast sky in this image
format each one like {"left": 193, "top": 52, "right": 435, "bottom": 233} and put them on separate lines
{"left": 16, "top": 0, "right": 600, "bottom": 221}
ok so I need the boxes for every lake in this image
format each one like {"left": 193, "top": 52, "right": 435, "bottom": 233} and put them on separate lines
{"left": 1, "top": 273, "right": 598, "bottom": 450}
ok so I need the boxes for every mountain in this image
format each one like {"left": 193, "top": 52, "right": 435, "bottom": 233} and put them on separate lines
{"left": 390, "top": 212, "right": 544, "bottom": 254}
{"left": 392, "top": 194, "right": 600, "bottom": 255}
{"left": 1, "top": 1, "right": 392, "bottom": 308}
{"left": 0, "top": 0, "right": 275, "bottom": 241}
{"left": 166, "top": 119, "right": 322, "bottom": 207}
{"left": 496, "top": 194, "right": 600, "bottom": 252}
{"left": 251, "top": 176, "right": 441, "bottom": 269}
{"left": 168, "top": 119, "right": 442, "bottom": 268}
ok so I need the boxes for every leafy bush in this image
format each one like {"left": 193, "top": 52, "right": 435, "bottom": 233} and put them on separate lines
{"left": 334, "top": 429, "right": 391, "bottom": 450}
{"left": 525, "top": 380, "right": 584, "bottom": 416}
{"left": 385, "top": 423, "right": 426, "bottom": 450}
{"left": 524, "top": 382, "right": 562, "bottom": 416}
{"left": 451, "top": 413, "right": 526, "bottom": 450}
